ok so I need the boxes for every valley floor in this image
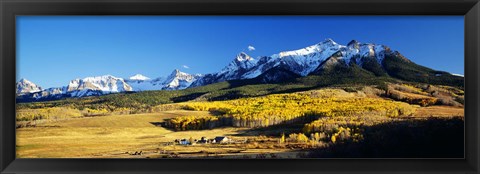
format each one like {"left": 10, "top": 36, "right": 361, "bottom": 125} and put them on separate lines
{"left": 16, "top": 107, "right": 463, "bottom": 158}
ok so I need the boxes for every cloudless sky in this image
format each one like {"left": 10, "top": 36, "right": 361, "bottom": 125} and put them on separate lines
{"left": 17, "top": 16, "right": 464, "bottom": 89}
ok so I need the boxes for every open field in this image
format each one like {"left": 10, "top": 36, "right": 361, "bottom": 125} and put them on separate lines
{"left": 17, "top": 111, "right": 217, "bottom": 158}
{"left": 17, "top": 110, "right": 305, "bottom": 158}
{"left": 414, "top": 106, "right": 464, "bottom": 117}
{"left": 17, "top": 106, "right": 463, "bottom": 158}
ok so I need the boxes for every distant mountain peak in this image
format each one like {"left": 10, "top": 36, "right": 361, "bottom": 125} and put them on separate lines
{"left": 347, "top": 40, "right": 360, "bottom": 48}
{"left": 129, "top": 74, "right": 150, "bottom": 81}
{"left": 163, "top": 69, "right": 201, "bottom": 90}
{"left": 79, "top": 74, "right": 118, "bottom": 81}
{"left": 324, "top": 38, "right": 334, "bottom": 42}
{"left": 212, "top": 53, "right": 259, "bottom": 80}
{"left": 66, "top": 74, "right": 133, "bottom": 95}
{"left": 192, "top": 38, "right": 395, "bottom": 86}
{"left": 16, "top": 78, "right": 42, "bottom": 95}
{"left": 320, "top": 38, "right": 338, "bottom": 46}
{"left": 236, "top": 52, "right": 254, "bottom": 62}
{"left": 169, "top": 69, "right": 183, "bottom": 77}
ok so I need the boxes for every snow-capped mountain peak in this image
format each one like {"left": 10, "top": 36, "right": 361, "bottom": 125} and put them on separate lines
{"left": 192, "top": 38, "right": 399, "bottom": 87}
{"left": 264, "top": 38, "right": 345, "bottom": 76}
{"left": 174, "top": 69, "right": 202, "bottom": 80}
{"left": 16, "top": 78, "right": 42, "bottom": 95}
{"left": 123, "top": 70, "right": 205, "bottom": 91}
{"left": 210, "top": 52, "right": 259, "bottom": 80}
{"left": 129, "top": 74, "right": 150, "bottom": 81}
{"left": 321, "top": 38, "right": 338, "bottom": 46}
{"left": 162, "top": 69, "right": 202, "bottom": 90}
{"left": 18, "top": 78, "right": 33, "bottom": 85}
{"left": 347, "top": 40, "right": 360, "bottom": 48}
{"left": 236, "top": 52, "right": 254, "bottom": 62}
{"left": 67, "top": 75, "right": 133, "bottom": 95}
{"left": 167, "top": 69, "right": 187, "bottom": 79}
{"left": 82, "top": 74, "right": 116, "bottom": 82}
{"left": 232, "top": 52, "right": 257, "bottom": 69}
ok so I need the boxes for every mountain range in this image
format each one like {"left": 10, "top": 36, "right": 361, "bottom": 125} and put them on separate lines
{"left": 17, "top": 38, "right": 463, "bottom": 102}
{"left": 17, "top": 69, "right": 202, "bottom": 101}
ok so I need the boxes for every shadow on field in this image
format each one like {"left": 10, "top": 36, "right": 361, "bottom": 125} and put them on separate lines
{"left": 233, "top": 116, "right": 320, "bottom": 137}
{"left": 150, "top": 122, "right": 165, "bottom": 127}
{"left": 171, "top": 92, "right": 208, "bottom": 102}
{"left": 208, "top": 90, "right": 246, "bottom": 101}
{"left": 308, "top": 117, "right": 464, "bottom": 158}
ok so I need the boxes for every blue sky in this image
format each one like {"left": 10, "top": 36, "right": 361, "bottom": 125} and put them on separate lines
{"left": 17, "top": 16, "right": 464, "bottom": 88}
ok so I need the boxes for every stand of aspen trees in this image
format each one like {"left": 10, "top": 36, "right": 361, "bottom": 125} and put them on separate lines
{"left": 165, "top": 90, "right": 417, "bottom": 131}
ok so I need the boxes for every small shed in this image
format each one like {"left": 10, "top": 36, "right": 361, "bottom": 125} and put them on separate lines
{"left": 213, "top": 136, "right": 230, "bottom": 144}
{"left": 197, "top": 137, "right": 209, "bottom": 144}
{"left": 179, "top": 139, "right": 190, "bottom": 145}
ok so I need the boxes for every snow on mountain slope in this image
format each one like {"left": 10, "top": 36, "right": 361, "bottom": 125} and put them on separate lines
{"left": 162, "top": 69, "right": 202, "bottom": 90}
{"left": 129, "top": 74, "right": 151, "bottom": 81}
{"left": 353, "top": 43, "right": 387, "bottom": 66}
{"left": 217, "top": 52, "right": 258, "bottom": 80}
{"left": 126, "top": 78, "right": 162, "bottom": 91}
{"left": 124, "top": 70, "right": 201, "bottom": 91}
{"left": 67, "top": 75, "right": 133, "bottom": 95}
{"left": 191, "top": 38, "right": 392, "bottom": 87}
{"left": 31, "top": 86, "right": 67, "bottom": 99}
{"left": 18, "top": 70, "right": 205, "bottom": 101}
{"left": 269, "top": 38, "right": 345, "bottom": 76}
{"left": 451, "top": 73, "right": 464, "bottom": 77}
{"left": 16, "top": 78, "right": 42, "bottom": 95}
{"left": 124, "top": 74, "right": 164, "bottom": 91}
{"left": 18, "top": 75, "right": 135, "bottom": 99}
{"left": 189, "top": 52, "right": 260, "bottom": 87}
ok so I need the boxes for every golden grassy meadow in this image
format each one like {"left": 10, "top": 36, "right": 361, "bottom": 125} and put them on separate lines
{"left": 16, "top": 111, "right": 300, "bottom": 158}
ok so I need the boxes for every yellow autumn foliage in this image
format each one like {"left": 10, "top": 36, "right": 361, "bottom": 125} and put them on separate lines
{"left": 177, "top": 89, "right": 416, "bottom": 130}
{"left": 16, "top": 107, "right": 83, "bottom": 121}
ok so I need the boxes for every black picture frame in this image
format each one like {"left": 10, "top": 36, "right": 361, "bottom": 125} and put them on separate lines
{"left": 1, "top": 0, "right": 479, "bottom": 173}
